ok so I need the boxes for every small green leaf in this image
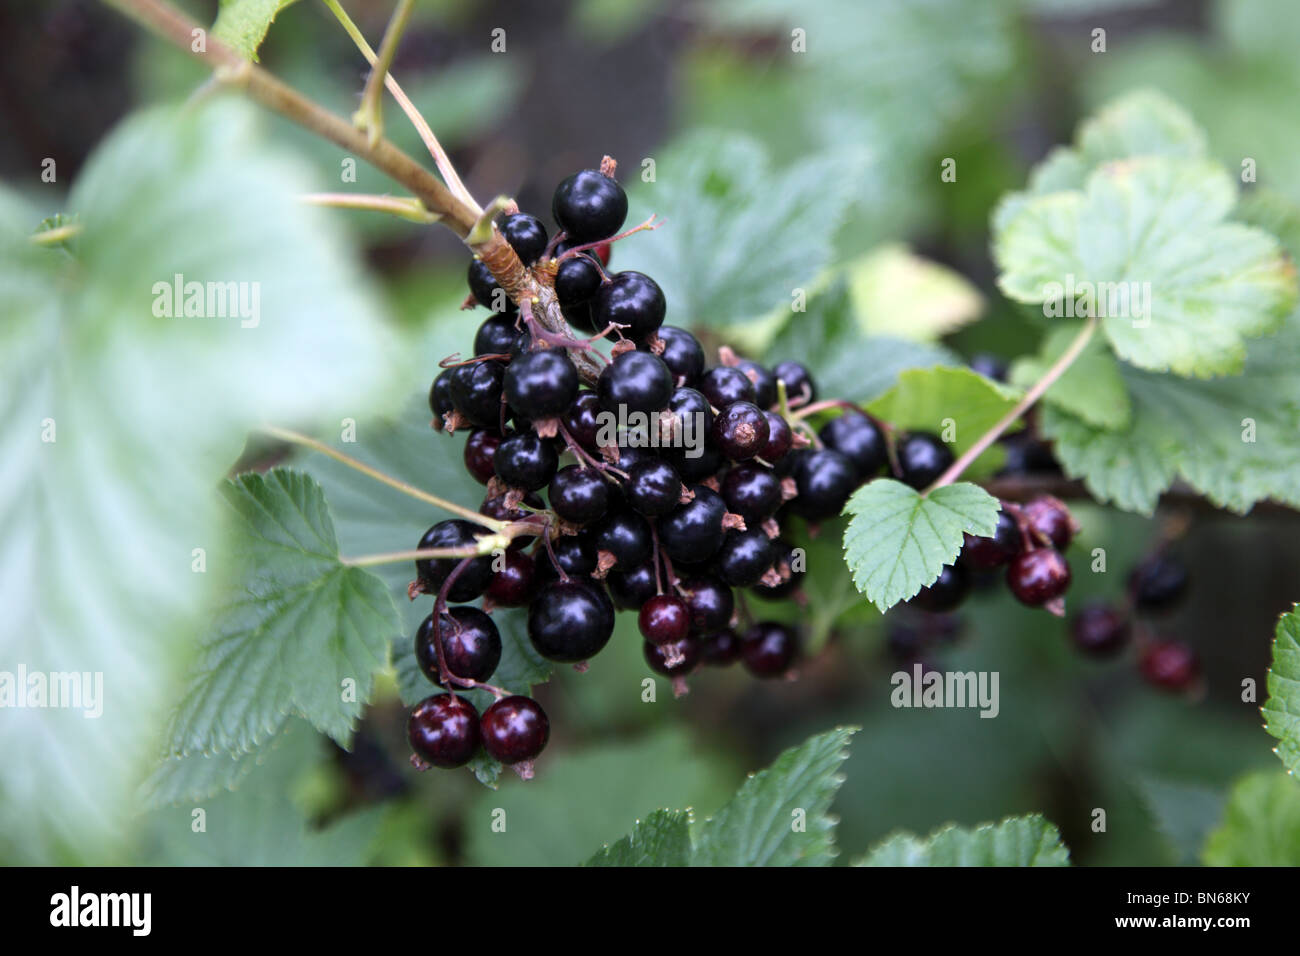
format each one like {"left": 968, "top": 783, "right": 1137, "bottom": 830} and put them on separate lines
{"left": 692, "top": 727, "right": 857, "bottom": 867}
{"left": 1263, "top": 606, "right": 1300, "bottom": 775}
{"left": 847, "top": 243, "right": 984, "bottom": 342}
{"left": 584, "top": 810, "right": 692, "bottom": 867}
{"left": 1202, "top": 771, "right": 1300, "bottom": 866}
{"left": 212, "top": 0, "right": 298, "bottom": 61}
{"left": 165, "top": 470, "right": 397, "bottom": 756}
{"left": 1010, "top": 321, "right": 1131, "bottom": 430}
{"left": 855, "top": 814, "right": 1070, "bottom": 866}
{"left": 843, "top": 481, "right": 1000, "bottom": 612}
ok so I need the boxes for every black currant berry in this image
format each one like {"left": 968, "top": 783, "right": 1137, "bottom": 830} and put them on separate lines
{"left": 504, "top": 348, "right": 579, "bottom": 419}
{"left": 534, "top": 531, "right": 598, "bottom": 586}
{"left": 1070, "top": 603, "right": 1130, "bottom": 657}
{"left": 716, "top": 528, "right": 776, "bottom": 587}
{"left": 415, "top": 520, "right": 494, "bottom": 601}
{"left": 761, "top": 412, "right": 793, "bottom": 462}
{"left": 721, "top": 463, "right": 782, "bottom": 523}
{"left": 593, "top": 271, "right": 666, "bottom": 342}
{"left": 408, "top": 694, "right": 480, "bottom": 769}
{"left": 751, "top": 540, "right": 805, "bottom": 600}
{"left": 501, "top": 213, "right": 549, "bottom": 264}
{"left": 658, "top": 485, "right": 728, "bottom": 562}
{"left": 644, "top": 636, "right": 701, "bottom": 677}
{"left": 732, "top": 359, "right": 776, "bottom": 409}
{"left": 639, "top": 593, "right": 691, "bottom": 645}
{"left": 773, "top": 361, "right": 816, "bottom": 405}
{"left": 475, "top": 314, "right": 520, "bottom": 356}
{"left": 713, "top": 401, "right": 770, "bottom": 462}
{"left": 663, "top": 386, "right": 714, "bottom": 450}
{"left": 562, "top": 300, "right": 597, "bottom": 334}
{"left": 698, "top": 628, "right": 740, "bottom": 666}
{"left": 789, "top": 448, "right": 858, "bottom": 521}
{"left": 555, "top": 253, "right": 603, "bottom": 307}
{"left": 998, "top": 431, "right": 1061, "bottom": 476}
{"left": 528, "top": 579, "right": 616, "bottom": 662}
{"left": 969, "top": 353, "right": 1009, "bottom": 382}
{"left": 910, "top": 563, "right": 969, "bottom": 613}
{"left": 487, "top": 549, "right": 536, "bottom": 607}
{"left": 597, "top": 350, "right": 674, "bottom": 414}
{"left": 671, "top": 443, "right": 725, "bottom": 484}
{"left": 680, "top": 575, "right": 734, "bottom": 632}
{"left": 553, "top": 169, "right": 628, "bottom": 242}
{"left": 647, "top": 326, "right": 705, "bottom": 386}
{"left": 548, "top": 464, "right": 611, "bottom": 524}
{"left": 463, "top": 429, "right": 502, "bottom": 485}
{"left": 481, "top": 695, "right": 550, "bottom": 764}
{"left": 819, "top": 411, "right": 887, "bottom": 481}
{"left": 494, "top": 433, "right": 559, "bottom": 491}
{"left": 1129, "top": 555, "right": 1189, "bottom": 613}
{"left": 1023, "top": 495, "right": 1075, "bottom": 550}
{"left": 699, "top": 365, "right": 757, "bottom": 409}
{"left": 896, "top": 432, "right": 954, "bottom": 490}
{"left": 563, "top": 391, "right": 603, "bottom": 450}
{"left": 961, "top": 509, "right": 1022, "bottom": 570}
{"left": 740, "top": 622, "right": 798, "bottom": 678}
{"left": 607, "top": 561, "right": 659, "bottom": 610}
{"left": 1139, "top": 639, "right": 1199, "bottom": 691}
{"left": 626, "top": 458, "right": 684, "bottom": 517}
{"left": 415, "top": 606, "right": 502, "bottom": 686}
{"left": 467, "top": 259, "right": 517, "bottom": 314}
{"left": 429, "top": 369, "right": 455, "bottom": 423}
{"left": 1006, "top": 548, "right": 1071, "bottom": 607}
{"left": 594, "top": 510, "right": 653, "bottom": 568}
{"left": 448, "top": 359, "right": 506, "bottom": 429}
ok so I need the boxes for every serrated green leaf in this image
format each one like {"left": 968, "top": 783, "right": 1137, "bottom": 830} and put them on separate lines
{"left": 1202, "top": 771, "right": 1300, "bottom": 865}
{"left": 616, "top": 132, "right": 868, "bottom": 327}
{"left": 855, "top": 814, "right": 1070, "bottom": 866}
{"left": 843, "top": 481, "right": 1000, "bottom": 612}
{"left": 1010, "top": 321, "right": 1131, "bottom": 430}
{"left": 848, "top": 244, "right": 984, "bottom": 342}
{"left": 165, "top": 470, "right": 397, "bottom": 756}
{"left": 584, "top": 809, "right": 692, "bottom": 866}
{"left": 692, "top": 727, "right": 857, "bottom": 866}
{"left": 213, "top": 0, "right": 298, "bottom": 61}
{"left": 995, "top": 155, "right": 1295, "bottom": 378}
{"left": 1263, "top": 606, "right": 1300, "bottom": 775}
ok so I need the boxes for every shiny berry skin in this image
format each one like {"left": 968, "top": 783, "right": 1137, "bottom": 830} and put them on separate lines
{"left": 699, "top": 366, "right": 757, "bottom": 409}
{"left": 734, "top": 360, "right": 777, "bottom": 409}
{"left": 415, "top": 606, "right": 502, "bottom": 686}
{"left": 658, "top": 486, "right": 728, "bottom": 562}
{"left": 721, "top": 463, "right": 782, "bottom": 523}
{"left": 698, "top": 628, "right": 740, "bottom": 666}
{"left": 555, "top": 252, "right": 602, "bottom": 306}
{"left": 552, "top": 169, "right": 628, "bottom": 242}
{"left": 626, "top": 458, "right": 684, "bottom": 517}
{"left": 752, "top": 539, "right": 805, "bottom": 600}
{"left": 740, "top": 622, "right": 798, "bottom": 678}
{"left": 639, "top": 593, "right": 691, "bottom": 645}
{"left": 716, "top": 528, "right": 776, "bottom": 587}
{"left": 528, "top": 579, "right": 616, "bottom": 662}
{"left": 1070, "top": 603, "right": 1130, "bottom": 657}
{"left": 408, "top": 694, "right": 480, "bottom": 768}
{"left": 962, "top": 509, "right": 1022, "bottom": 570}
{"left": 449, "top": 359, "right": 506, "bottom": 429}
{"left": 680, "top": 575, "right": 734, "bottom": 631}
{"left": 896, "top": 432, "right": 954, "bottom": 490}
{"left": 493, "top": 433, "right": 559, "bottom": 491}
{"left": 594, "top": 510, "right": 653, "bottom": 568}
{"left": 463, "top": 429, "right": 502, "bottom": 485}
{"left": 1139, "top": 639, "right": 1199, "bottom": 691}
{"left": 910, "top": 563, "right": 970, "bottom": 613}
{"left": 415, "top": 520, "right": 494, "bottom": 601}
{"left": 593, "top": 271, "right": 666, "bottom": 342}
{"left": 713, "top": 401, "right": 770, "bottom": 462}
{"left": 998, "top": 431, "right": 1061, "bottom": 476}
{"left": 789, "top": 448, "right": 858, "bottom": 521}
{"left": 663, "top": 386, "right": 715, "bottom": 446}
{"left": 647, "top": 326, "right": 705, "bottom": 386}
{"left": 1129, "top": 555, "right": 1189, "bottom": 613}
{"left": 761, "top": 412, "right": 793, "bottom": 462}
{"left": 429, "top": 369, "right": 455, "bottom": 421}
{"left": 1023, "top": 495, "right": 1075, "bottom": 550}
{"left": 501, "top": 213, "right": 548, "bottom": 264}
{"left": 597, "top": 350, "right": 674, "bottom": 414}
{"left": 562, "top": 300, "right": 596, "bottom": 334}
{"left": 1006, "top": 548, "right": 1071, "bottom": 607}
{"left": 475, "top": 314, "right": 520, "bottom": 356}
{"left": 819, "top": 411, "right": 887, "bottom": 481}
{"left": 481, "top": 695, "right": 550, "bottom": 764}
{"left": 467, "top": 259, "right": 516, "bottom": 314}
{"left": 504, "top": 348, "right": 578, "bottom": 419}
{"left": 773, "top": 361, "right": 816, "bottom": 405}
{"left": 563, "top": 391, "right": 603, "bottom": 450}
{"left": 533, "top": 531, "right": 598, "bottom": 586}
{"left": 671, "top": 442, "right": 725, "bottom": 484}
{"left": 486, "top": 549, "right": 536, "bottom": 607}
{"left": 548, "top": 464, "right": 611, "bottom": 524}
{"left": 644, "top": 636, "right": 701, "bottom": 676}
{"left": 607, "top": 561, "right": 659, "bottom": 610}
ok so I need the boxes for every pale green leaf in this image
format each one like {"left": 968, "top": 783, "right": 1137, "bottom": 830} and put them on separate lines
{"left": 1134, "top": 774, "right": 1226, "bottom": 865}
{"left": 848, "top": 244, "right": 983, "bottom": 342}
{"left": 856, "top": 814, "right": 1070, "bottom": 866}
{"left": 1263, "top": 606, "right": 1300, "bottom": 775}
{"left": 584, "top": 810, "right": 692, "bottom": 867}
{"left": 1202, "top": 771, "right": 1300, "bottom": 865}
{"left": 213, "top": 0, "right": 298, "bottom": 61}
{"left": 1010, "top": 321, "right": 1131, "bottom": 430}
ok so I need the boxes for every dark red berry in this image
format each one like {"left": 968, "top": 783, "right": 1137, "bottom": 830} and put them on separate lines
{"left": 1006, "top": 548, "right": 1071, "bottom": 607}
{"left": 639, "top": 593, "right": 691, "bottom": 645}
{"left": 1129, "top": 555, "right": 1189, "bottom": 613}
{"left": 463, "top": 429, "right": 501, "bottom": 484}
{"left": 962, "top": 508, "right": 1022, "bottom": 570}
{"left": 761, "top": 412, "right": 793, "bottom": 462}
{"left": 910, "top": 563, "right": 970, "bottom": 613}
{"left": 698, "top": 628, "right": 740, "bottom": 666}
{"left": 644, "top": 636, "right": 701, "bottom": 676}
{"left": 481, "top": 695, "right": 550, "bottom": 764}
{"left": 487, "top": 549, "right": 536, "bottom": 607}
{"left": 1070, "top": 603, "right": 1130, "bottom": 657}
{"left": 408, "top": 694, "right": 480, "bottom": 768}
{"left": 713, "top": 401, "right": 770, "bottom": 461}
{"left": 415, "top": 606, "right": 502, "bottom": 686}
{"left": 1023, "top": 495, "right": 1075, "bottom": 550}
{"left": 740, "top": 622, "right": 798, "bottom": 678}
{"left": 1139, "top": 639, "right": 1199, "bottom": 691}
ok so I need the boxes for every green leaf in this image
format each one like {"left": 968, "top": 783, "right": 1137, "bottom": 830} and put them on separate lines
{"left": 212, "top": 0, "right": 299, "bottom": 61}
{"left": 1133, "top": 774, "right": 1226, "bottom": 865}
{"left": 165, "top": 470, "right": 397, "bottom": 756}
{"left": 1263, "top": 606, "right": 1300, "bottom": 775}
{"left": 692, "top": 727, "right": 857, "bottom": 866}
{"left": 765, "top": 278, "right": 959, "bottom": 404}
{"left": 995, "top": 155, "right": 1295, "bottom": 378}
{"left": 584, "top": 810, "right": 692, "bottom": 867}
{"left": 848, "top": 244, "right": 984, "bottom": 342}
{"left": 856, "top": 814, "right": 1070, "bottom": 866}
{"left": 843, "top": 481, "right": 1000, "bottom": 612}
{"left": 1202, "top": 771, "right": 1300, "bottom": 866}
{"left": 1010, "top": 321, "right": 1131, "bottom": 430}
{"left": 617, "top": 132, "right": 867, "bottom": 328}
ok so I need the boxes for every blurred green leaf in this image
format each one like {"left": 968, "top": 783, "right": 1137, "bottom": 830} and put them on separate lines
{"left": 213, "top": 0, "right": 299, "bottom": 61}
{"left": 1134, "top": 774, "right": 1226, "bottom": 866}
{"left": 584, "top": 809, "right": 692, "bottom": 866}
{"left": 848, "top": 244, "right": 984, "bottom": 342}
{"left": 857, "top": 814, "right": 1070, "bottom": 866}
{"left": 1202, "top": 771, "right": 1300, "bottom": 865}
{"left": 1263, "top": 606, "right": 1300, "bottom": 774}
{"left": 1010, "top": 321, "right": 1131, "bottom": 430}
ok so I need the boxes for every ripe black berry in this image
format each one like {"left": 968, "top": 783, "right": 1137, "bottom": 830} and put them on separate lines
{"left": 658, "top": 485, "right": 728, "bottom": 562}
{"left": 644, "top": 636, "right": 701, "bottom": 676}
{"left": 475, "top": 314, "right": 520, "bottom": 356}
{"left": 528, "top": 579, "right": 616, "bottom": 662}
{"left": 680, "top": 575, "right": 734, "bottom": 631}
{"left": 735, "top": 359, "right": 777, "bottom": 409}
{"left": 463, "top": 429, "right": 501, "bottom": 485}
{"left": 1129, "top": 555, "right": 1189, "bottom": 613}
{"left": 504, "top": 348, "right": 578, "bottom": 419}
{"left": 481, "top": 695, "right": 550, "bottom": 764}
{"left": 1070, "top": 603, "right": 1130, "bottom": 657}
{"left": 699, "top": 365, "right": 757, "bottom": 409}
{"left": 962, "top": 509, "right": 1022, "bottom": 570}
{"left": 493, "top": 433, "right": 558, "bottom": 491}
{"left": 773, "top": 361, "right": 816, "bottom": 405}
{"left": 1006, "top": 548, "right": 1071, "bottom": 607}
{"left": 548, "top": 464, "right": 611, "bottom": 524}
{"left": 910, "top": 563, "right": 970, "bottom": 613}
{"left": 429, "top": 369, "right": 455, "bottom": 423}
{"left": 1023, "top": 495, "right": 1075, "bottom": 550}
{"left": 713, "top": 401, "right": 770, "bottom": 461}
{"left": 563, "top": 391, "right": 603, "bottom": 450}
{"left": 534, "top": 531, "right": 598, "bottom": 586}
{"left": 415, "top": 520, "right": 494, "bottom": 601}
{"left": 896, "top": 432, "right": 954, "bottom": 490}
{"left": 716, "top": 528, "right": 776, "bottom": 587}
{"left": 597, "top": 350, "right": 674, "bottom": 414}
{"left": 969, "top": 353, "right": 1009, "bottom": 382}
{"left": 1139, "top": 639, "right": 1199, "bottom": 691}
{"left": 486, "top": 549, "right": 536, "bottom": 607}
{"left": 593, "top": 271, "right": 666, "bottom": 342}
{"left": 663, "top": 386, "right": 714, "bottom": 448}
{"left": 415, "top": 606, "right": 502, "bottom": 686}
{"left": 647, "top": 326, "right": 705, "bottom": 386}
{"left": 467, "top": 259, "right": 516, "bottom": 314}
{"left": 553, "top": 169, "right": 628, "bottom": 242}
{"left": 607, "top": 561, "right": 659, "bottom": 610}
{"left": 789, "top": 448, "right": 858, "bottom": 520}
{"left": 721, "top": 463, "right": 782, "bottom": 523}
{"left": 998, "top": 431, "right": 1061, "bottom": 476}
{"left": 698, "top": 628, "right": 740, "bottom": 666}
{"left": 819, "top": 411, "right": 887, "bottom": 480}
{"left": 449, "top": 359, "right": 506, "bottom": 429}
{"left": 626, "top": 458, "right": 684, "bottom": 517}
{"left": 752, "top": 539, "right": 805, "bottom": 600}
{"left": 639, "top": 593, "right": 691, "bottom": 645}
{"left": 501, "top": 213, "right": 548, "bottom": 265}
{"left": 408, "top": 694, "right": 480, "bottom": 768}
{"left": 740, "top": 622, "right": 798, "bottom": 678}
{"left": 761, "top": 411, "right": 792, "bottom": 462}
{"left": 555, "top": 252, "right": 602, "bottom": 306}
{"left": 594, "top": 510, "right": 653, "bottom": 569}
